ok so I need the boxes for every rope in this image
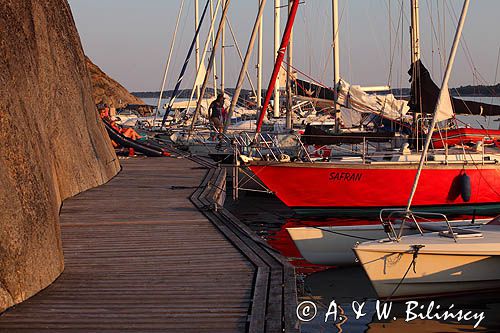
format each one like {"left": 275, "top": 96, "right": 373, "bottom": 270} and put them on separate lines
{"left": 294, "top": 219, "right": 377, "bottom": 242}
{"left": 384, "top": 0, "right": 404, "bottom": 88}
{"left": 385, "top": 244, "right": 424, "bottom": 301}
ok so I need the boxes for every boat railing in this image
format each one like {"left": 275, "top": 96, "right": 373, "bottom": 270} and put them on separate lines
{"left": 295, "top": 133, "right": 404, "bottom": 162}
{"left": 290, "top": 133, "right": 495, "bottom": 164}
{"left": 379, "top": 209, "right": 458, "bottom": 242}
{"left": 233, "top": 131, "right": 289, "bottom": 161}
{"left": 172, "top": 125, "right": 496, "bottom": 165}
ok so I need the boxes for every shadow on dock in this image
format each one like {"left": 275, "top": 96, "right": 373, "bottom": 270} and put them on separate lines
{"left": 0, "top": 155, "right": 298, "bottom": 332}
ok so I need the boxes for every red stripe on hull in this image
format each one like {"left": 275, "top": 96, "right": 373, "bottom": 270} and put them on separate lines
{"left": 249, "top": 163, "right": 500, "bottom": 208}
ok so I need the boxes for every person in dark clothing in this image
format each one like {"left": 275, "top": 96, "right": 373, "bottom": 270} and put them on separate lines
{"left": 209, "top": 94, "right": 225, "bottom": 133}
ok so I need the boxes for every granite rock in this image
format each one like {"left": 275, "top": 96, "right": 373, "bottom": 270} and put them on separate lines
{"left": 0, "top": 0, "right": 120, "bottom": 312}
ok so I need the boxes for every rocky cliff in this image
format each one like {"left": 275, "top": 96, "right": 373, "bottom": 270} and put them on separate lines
{"left": 0, "top": 0, "right": 120, "bottom": 312}
{"left": 85, "top": 56, "right": 145, "bottom": 108}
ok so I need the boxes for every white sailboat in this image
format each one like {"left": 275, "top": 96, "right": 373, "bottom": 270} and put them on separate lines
{"left": 354, "top": 0, "right": 500, "bottom": 299}
{"left": 354, "top": 212, "right": 500, "bottom": 299}
{"left": 288, "top": 216, "right": 490, "bottom": 266}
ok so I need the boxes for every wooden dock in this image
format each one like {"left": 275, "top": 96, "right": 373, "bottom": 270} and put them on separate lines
{"left": 0, "top": 156, "right": 298, "bottom": 332}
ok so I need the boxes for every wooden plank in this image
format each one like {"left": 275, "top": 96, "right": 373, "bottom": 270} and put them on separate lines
{"left": 0, "top": 152, "right": 298, "bottom": 333}
{"left": 189, "top": 163, "right": 299, "bottom": 333}
{"left": 0, "top": 157, "right": 254, "bottom": 332}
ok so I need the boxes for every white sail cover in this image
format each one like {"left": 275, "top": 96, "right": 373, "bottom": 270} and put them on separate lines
{"left": 336, "top": 79, "right": 412, "bottom": 123}
{"left": 434, "top": 84, "right": 454, "bottom": 122}
{"left": 194, "top": 61, "right": 207, "bottom": 88}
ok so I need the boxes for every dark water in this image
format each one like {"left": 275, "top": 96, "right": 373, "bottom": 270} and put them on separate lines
{"left": 226, "top": 192, "right": 500, "bottom": 333}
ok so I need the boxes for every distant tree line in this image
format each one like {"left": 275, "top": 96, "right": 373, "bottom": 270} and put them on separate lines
{"left": 132, "top": 88, "right": 255, "bottom": 99}
{"left": 389, "top": 84, "right": 499, "bottom": 98}
{"left": 451, "top": 83, "right": 500, "bottom": 96}
{"left": 135, "top": 83, "right": 499, "bottom": 100}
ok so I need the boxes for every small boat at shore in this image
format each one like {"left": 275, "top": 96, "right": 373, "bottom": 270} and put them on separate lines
{"left": 354, "top": 213, "right": 500, "bottom": 299}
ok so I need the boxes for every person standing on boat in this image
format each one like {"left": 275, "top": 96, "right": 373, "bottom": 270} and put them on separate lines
{"left": 209, "top": 94, "right": 225, "bottom": 133}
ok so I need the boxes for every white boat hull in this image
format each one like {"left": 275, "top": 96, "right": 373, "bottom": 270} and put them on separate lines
{"left": 354, "top": 225, "right": 500, "bottom": 298}
{"left": 287, "top": 225, "right": 396, "bottom": 266}
{"left": 287, "top": 220, "right": 487, "bottom": 266}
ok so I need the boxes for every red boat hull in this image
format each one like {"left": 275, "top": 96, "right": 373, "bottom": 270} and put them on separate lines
{"left": 249, "top": 162, "right": 500, "bottom": 216}
{"left": 432, "top": 128, "right": 500, "bottom": 149}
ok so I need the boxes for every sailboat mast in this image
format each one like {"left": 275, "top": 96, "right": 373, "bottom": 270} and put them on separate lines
{"left": 160, "top": 0, "right": 211, "bottom": 129}
{"left": 189, "top": 0, "right": 231, "bottom": 133}
{"left": 405, "top": 0, "right": 470, "bottom": 212}
{"left": 224, "top": 0, "right": 268, "bottom": 133}
{"left": 195, "top": 0, "right": 201, "bottom": 99}
{"left": 257, "top": 0, "right": 264, "bottom": 108}
{"left": 255, "top": 0, "right": 299, "bottom": 134}
{"left": 220, "top": 0, "right": 226, "bottom": 93}
{"left": 180, "top": 0, "right": 223, "bottom": 118}
{"left": 410, "top": 0, "right": 421, "bottom": 64}
{"left": 332, "top": 0, "right": 341, "bottom": 132}
{"left": 286, "top": 0, "right": 294, "bottom": 129}
{"left": 273, "top": 0, "right": 281, "bottom": 118}
{"left": 226, "top": 19, "right": 259, "bottom": 97}
{"left": 210, "top": 0, "right": 218, "bottom": 96}
{"left": 153, "top": 0, "right": 185, "bottom": 124}
{"left": 410, "top": 0, "right": 424, "bottom": 151}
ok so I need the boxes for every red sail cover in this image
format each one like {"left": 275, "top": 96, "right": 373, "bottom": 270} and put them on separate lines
{"left": 409, "top": 60, "right": 500, "bottom": 116}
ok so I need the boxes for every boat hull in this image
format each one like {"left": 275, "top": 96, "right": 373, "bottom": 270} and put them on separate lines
{"left": 354, "top": 245, "right": 500, "bottom": 299}
{"left": 249, "top": 162, "right": 500, "bottom": 217}
{"left": 287, "top": 225, "right": 404, "bottom": 266}
{"left": 354, "top": 225, "right": 500, "bottom": 298}
{"left": 287, "top": 220, "right": 488, "bottom": 266}
{"left": 432, "top": 128, "right": 500, "bottom": 149}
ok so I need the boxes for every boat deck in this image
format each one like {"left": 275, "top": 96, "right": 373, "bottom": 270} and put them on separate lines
{"left": 0, "top": 157, "right": 297, "bottom": 332}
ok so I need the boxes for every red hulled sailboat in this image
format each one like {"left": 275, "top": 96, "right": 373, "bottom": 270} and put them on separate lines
{"left": 248, "top": 156, "right": 500, "bottom": 216}
{"left": 245, "top": 0, "right": 500, "bottom": 218}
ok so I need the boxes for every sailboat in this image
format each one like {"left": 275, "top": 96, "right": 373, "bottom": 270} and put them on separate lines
{"left": 354, "top": 0, "right": 500, "bottom": 299}
{"left": 287, "top": 215, "right": 491, "bottom": 266}
{"left": 354, "top": 214, "right": 500, "bottom": 298}
{"left": 245, "top": 0, "right": 500, "bottom": 218}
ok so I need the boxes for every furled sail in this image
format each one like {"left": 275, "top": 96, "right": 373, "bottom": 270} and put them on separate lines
{"left": 336, "top": 79, "right": 412, "bottom": 123}
{"left": 434, "top": 82, "right": 454, "bottom": 122}
{"left": 194, "top": 61, "right": 207, "bottom": 88}
{"left": 294, "top": 78, "right": 412, "bottom": 123}
{"left": 409, "top": 60, "right": 500, "bottom": 116}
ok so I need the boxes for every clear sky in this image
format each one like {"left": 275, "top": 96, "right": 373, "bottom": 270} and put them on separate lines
{"left": 68, "top": 0, "right": 500, "bottom": 92}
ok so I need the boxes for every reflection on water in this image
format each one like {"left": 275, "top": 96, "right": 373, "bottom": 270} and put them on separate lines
{"left": 226, "top": 192, "right": 500, "bottom": 333}
{"left": 300, "top": 267, "right": 500, "bottom": 332}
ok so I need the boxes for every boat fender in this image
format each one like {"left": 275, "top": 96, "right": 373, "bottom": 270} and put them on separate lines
{"left": 279, "top": 154, "right": 291, "bottom": 162}
{"left": 239, "top": 155, "right": 252, "bottom": 163}
{"left": 460, "top": 172, "right": 471, "bottom": 202}
{"left": 401, "top": 143, "right": 411, "bottom": 155}
{"left": 474, "top": 141, "right": 483, "bottom": 152}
